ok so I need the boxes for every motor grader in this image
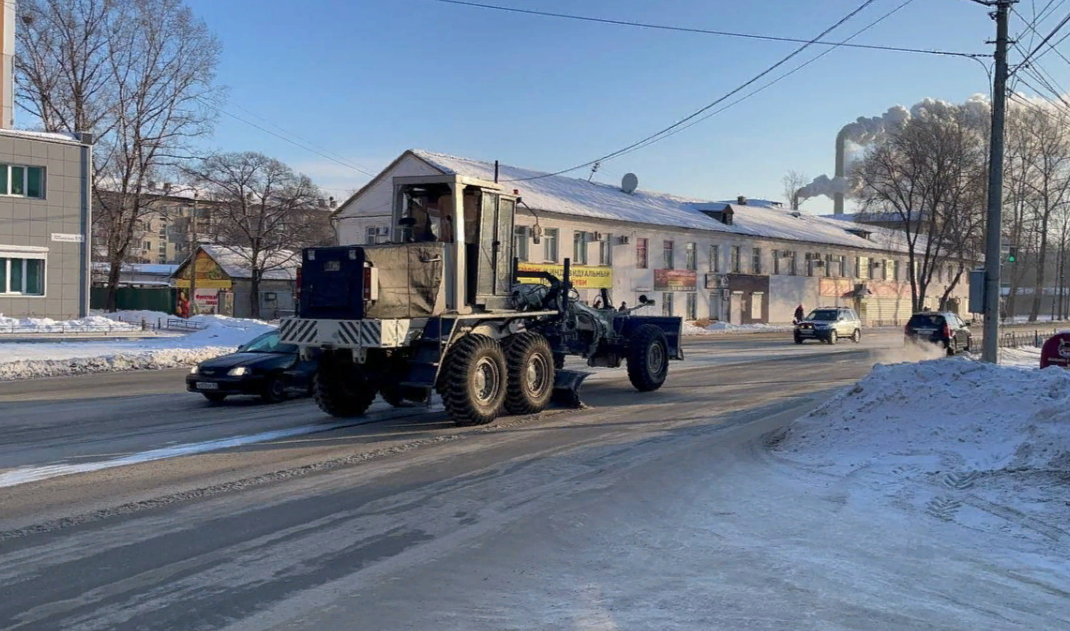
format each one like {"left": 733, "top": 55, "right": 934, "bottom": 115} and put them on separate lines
{"left": 279, "top": 173, "right": 683, "bottom": 425}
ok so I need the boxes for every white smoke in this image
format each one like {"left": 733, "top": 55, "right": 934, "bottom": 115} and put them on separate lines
{"left": 798, "top": 94, "right": 992, "bottom": 201}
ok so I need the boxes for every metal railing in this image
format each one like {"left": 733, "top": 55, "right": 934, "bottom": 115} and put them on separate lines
{"left": 0, "top": 321, "right": 141, "bottom": 335}
{"left": 997, "top": 329, "right": 1057, "bottom": 349}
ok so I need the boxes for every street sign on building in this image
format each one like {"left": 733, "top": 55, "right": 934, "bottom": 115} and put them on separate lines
{"left": 654, "top": 269, "right": 697, "bottom": 292}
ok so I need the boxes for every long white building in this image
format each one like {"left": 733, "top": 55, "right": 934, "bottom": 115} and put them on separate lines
{"left": 333, "top": 150, "right": 969, "bottom": 325}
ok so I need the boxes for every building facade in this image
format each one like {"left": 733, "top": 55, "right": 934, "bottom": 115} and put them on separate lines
{"left": 0, "top": 129, "right": 93, "bottom": 319}
{"left": 334, "top": 150, "right": 969, "bottom": 326}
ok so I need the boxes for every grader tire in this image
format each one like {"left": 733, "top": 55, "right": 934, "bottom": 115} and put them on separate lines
{"left": 443, "top": 334, "right": 508, "bottom": 426}
{"left": 503, "top": 332, "right": 555, "bottom": 416}
{"left": 626, "top": 324, "right": 669, "bottom": 392}
{"left": 314, "top": 355, "right": 376, "bottom": 417}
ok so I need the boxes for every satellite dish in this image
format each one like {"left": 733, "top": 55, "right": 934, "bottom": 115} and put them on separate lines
{"left": 621, "top": 173, "right": 639, "bottom": 195}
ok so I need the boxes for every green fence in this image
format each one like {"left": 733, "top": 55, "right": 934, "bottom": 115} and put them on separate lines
{"left": 90, "top": 287, "right": 176, "bottom": 313}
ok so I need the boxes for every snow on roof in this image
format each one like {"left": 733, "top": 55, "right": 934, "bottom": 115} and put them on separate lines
{"left": 820, "top": 210, "right": 929, "bottom": 223}
{"left": 0, "top": 128, "right": 84, "bottom": 145}
{"left": 200, "top": 244, "right": 299, "bottom": 280}
{"left": 92, "top": 262, "right": 179, "bottom": 275}
{"left": 412, "top": 150, "right": 908, "bottom": 253}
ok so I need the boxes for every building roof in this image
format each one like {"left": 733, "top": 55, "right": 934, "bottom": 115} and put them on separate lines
{"left": 410, "top": 150, "right": 908, "bottom": 252}
{"left": 199, "top": 244, "right": 300, "bottom": 280}
{"left": 0, "top": 128, "right": 85, "bottom": 145}
{"left": 92, "top": 262, "right": 179, "bottom": 276}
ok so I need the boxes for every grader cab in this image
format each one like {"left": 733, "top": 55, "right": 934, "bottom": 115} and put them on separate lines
{"left": 280, "top": 173, "right": 683, "bottom": 426}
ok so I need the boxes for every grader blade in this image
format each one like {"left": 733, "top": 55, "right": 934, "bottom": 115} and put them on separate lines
{"left": 552, "top": 369, "right": 591, "bottom": 408}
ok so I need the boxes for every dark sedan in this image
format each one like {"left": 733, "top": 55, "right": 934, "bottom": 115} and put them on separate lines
{"left": 904, "top": 311, "right": 973, "bottom": 355}
{"left": 186, "top": 330, "right": 317, "bottom": 403}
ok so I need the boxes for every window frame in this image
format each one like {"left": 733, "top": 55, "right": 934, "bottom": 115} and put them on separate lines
{"left": 636, "top": 237, "right": 648, "bottom": 269}
{"left": 663, "top": 240, "right": 675, "bottom": 270}
{"left": 731, "top": 246, "right": 741, "bottom": 273}
{"left": 0, "top": 164, "right": 46, "bottom": 199}
{"left": 662, "top": 292, "right": 674, "bottom": 316}
{"left": 513, "top": 226, "right": 529, "bottom": 262}
{"left": 752, "top": 247, "right": 762, "bottom": 275}
{"left": 685, "top": 242, "right": 696, "bottom": 270}
{"left": 709, "top": 244, "right": 720, "bottom": 273}
{"left": 572, "top": 231, "right": 588, "bottom": 265}
{"left": 544, "top": 228, "right": 559, "bottom": 263}
{"left": 598, "top": 233, "right": 611, "bottom": 266}
{"left": 0, "top": 249, "right": 48, "bottom": 297}
{"left": 686, "top": 292, "right": 697, "bottom": 320}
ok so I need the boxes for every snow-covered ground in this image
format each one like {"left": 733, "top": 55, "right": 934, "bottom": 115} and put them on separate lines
{"left": 0, "top": 314, "right": 139, "bottom": 334}
{"left": 768, "top": 358, "right": 1070, "bottom": 616}
{"left": 0, "top": 312, "right": 274, "bottom": 381}
{"left": 682, "top": 321, "right": 794, "bottom": 335}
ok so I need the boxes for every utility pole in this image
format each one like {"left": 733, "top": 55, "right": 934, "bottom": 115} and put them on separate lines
{"left": 979, "top": 0, "right": 1015, "bottom": 363}
{"left": 189, "top": 192, "right": 199, "bottom": 316}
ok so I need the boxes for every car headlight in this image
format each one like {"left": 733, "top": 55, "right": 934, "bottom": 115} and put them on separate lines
{"left": 228, "top": 367, "right": 249, "bottom": 377}
{"left": 189, "top": 366, "right": 199, "bottom": 375}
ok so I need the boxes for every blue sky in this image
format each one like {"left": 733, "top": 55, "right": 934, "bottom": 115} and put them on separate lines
{"left": 180, "top": 0, "right": 1028, "bottom": 212}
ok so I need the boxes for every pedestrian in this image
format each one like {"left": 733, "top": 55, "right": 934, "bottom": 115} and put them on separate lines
{"left": 619, "top": 301, "right": 628, "bottom": 312}
{"left": 794, "top": 304, "right": 804, "bottom": 323}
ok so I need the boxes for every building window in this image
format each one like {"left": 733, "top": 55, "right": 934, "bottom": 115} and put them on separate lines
{"left": 599, "top": 234, "right": 611, "bottom": 265}
{"left": 752, "top": 248, "right": 762, "bottom": 275}
{"left": 143, "top": 240, "right": 151, "bottom": 250}
{"left": 685, "top": 242, "right": 696, "bottom": 270}
{"left": 573, "top": 231, "right": 588, "bottom": 265}
{"left": 0, "top": 255, "right": 46, "bottom": 296}
{"left": 662, "top": 292, "right": 674, "bottom": 316}
{"left": 0, "top": 165, "right": 45, "bottom": 199}
{"left": 544, "top": 228, "right": 559, "bottom": 262}
{"left": 894, "top": 260, "right": 901, "bottom": 281}
{"left": 709, "top": 245, "right": 720, "bottom": 273}
{"left": 805, "top": 252, "right": 814, "bottom": 276}
{"left": 773, "top": 250, "right": 780, "bottom": 275}
{"left": 858, "top": 256, "right": 871, "bottom": 280}
{"left": 686, "top": 292, "right": 697, "bottom": 320}
{"left": 787, "top": 250, "right": 797, "bottom": 275}
{"left": 514, "top": 226, "right": 529, "bottom": 262}
{"left": 731, "top": 246, "right": 741, "bottom": 273}
{"left": 825, "top": 254, "right": 833, "bottom": 277}
{"left": 636, "top": 238, "right": 648, "bottom": 269}
{"left": 663, "top": 240, "right": 674, "bottom": 269}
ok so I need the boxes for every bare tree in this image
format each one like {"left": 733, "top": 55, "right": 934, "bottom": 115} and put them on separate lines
{"left": 855, "top": 104, "right": 987, "bottom": 311}
{"left": 15, "top": 0, "right": 223, "bottom": 310}
{"left": 782, "top": 170, "right": 809, "bottom": 210}
{"left": 184, "top": 152, "right": 324, "bottom": 319}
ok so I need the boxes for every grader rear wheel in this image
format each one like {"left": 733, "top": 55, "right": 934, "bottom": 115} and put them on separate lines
{"left": 314, "top": 352, "right": 376, "bottom": 417}
{"left": 503, "top": 332, "right": 555, "bottom": 415}
{"left": 442, "top": 334, "right": 508, "bottom": 426}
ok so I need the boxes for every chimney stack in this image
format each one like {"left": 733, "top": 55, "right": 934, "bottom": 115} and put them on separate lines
{"left": 1, "top": 1, "right": 14, "bottom": 129}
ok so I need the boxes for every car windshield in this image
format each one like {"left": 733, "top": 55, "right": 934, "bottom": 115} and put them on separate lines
{"left": 241, "top": 331, "right": 297, "bottom": 354}
{"left": 807, "top": 310, "right": 839, "bottom": 321}
{"left": 908, "top": 314, "right": 945, "bottom": 327}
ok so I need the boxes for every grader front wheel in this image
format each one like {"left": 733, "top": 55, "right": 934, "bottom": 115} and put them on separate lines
{"left": 503, "top": 332, "right": 555, "bottom": 415}
{"left": 314, "top": 353, "right": 376, "bottom": 417}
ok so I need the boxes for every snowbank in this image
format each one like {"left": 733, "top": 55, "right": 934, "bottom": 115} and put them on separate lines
{"left": 775, "top": 359, "right": 1070, "bottom": 537}
{"left": 682, "top": 321, "right": 794, "bottom": 335}
{"left": 1001, "top": 345, "right": 1043, "bottom": 368}
{"left": 0, "top": 314, "right": 138, "bottom": 334}
{"left": 0, "top": 315, "right": 274, "bottom": 381}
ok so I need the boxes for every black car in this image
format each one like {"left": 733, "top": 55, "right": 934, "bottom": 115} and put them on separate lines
{"left": 186, "top": 330, "right": 318, "bottom": 403}
{"left": 904, "top": 311, "right": 973, "bottom": 355}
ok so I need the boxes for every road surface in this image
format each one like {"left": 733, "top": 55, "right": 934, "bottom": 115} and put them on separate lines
{"left": 2, "top": 331, "right": 1062, "bottom": 630}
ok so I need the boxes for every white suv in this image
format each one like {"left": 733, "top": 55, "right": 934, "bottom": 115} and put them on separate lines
{"left": 794, "top": 307, "right": 862, "bottom": 345}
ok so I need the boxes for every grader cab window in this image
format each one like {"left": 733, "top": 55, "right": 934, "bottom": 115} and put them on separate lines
{"left": 400, "top": 184, "right": 454, "bottom": 243}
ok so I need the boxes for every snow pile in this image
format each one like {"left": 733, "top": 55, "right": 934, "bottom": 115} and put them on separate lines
{"left": 1002, "top": 346, "right": 1043, "bottom": 368}
{"left": 682, "top": 321, "right": 794, "bottom": 335}
{"left": 0, "top": 315, "right": 274, "bottom": 381}
{"left": 775, "top": 359, "right": 1070, "bottom": 536}
{"left": 0, "top": 314, "right": 139, "bottom": 334}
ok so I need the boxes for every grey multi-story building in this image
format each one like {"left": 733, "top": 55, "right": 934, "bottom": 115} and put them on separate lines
{"left": 0, "top": 128, "right": 93, "bottom": 319}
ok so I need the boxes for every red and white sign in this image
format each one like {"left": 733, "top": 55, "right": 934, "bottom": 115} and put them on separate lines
{"left": 1040, "top": 332, "right": 1070, "bottom": 369}
{"left": 193, "top": 288, "right": 219, "bottom": 312}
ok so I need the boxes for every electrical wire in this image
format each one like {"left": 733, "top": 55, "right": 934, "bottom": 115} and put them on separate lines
{"left": 1011, "top": 6, "right": 1070, "bottom": 75}
{"left": 601, "top": 0, "right": 922, "bottom": 163}
{"left": 500, "top": 0, "right": 892, "bottom": 182}
{"left": 431, "top": 0, "right": 985, "bottom": 59}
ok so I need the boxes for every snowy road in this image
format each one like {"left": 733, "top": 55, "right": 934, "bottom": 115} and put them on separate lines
{"left": 2, "top": 332, "right": 1063, "bottom": 630}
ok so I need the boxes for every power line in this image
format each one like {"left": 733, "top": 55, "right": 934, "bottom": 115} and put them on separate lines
{"left": 1010, "top": 6, "right": 1070, "bottom": 75}
{"left": 194, "top": 98, "right": 378, "bottom": 179}
{"left": 501, "top": 0, "right": 884, "bottom": 183}
{"left": 602, "top": 0, "right": 922, "bottom": 163}
{"left": 1013, "top": 5, "right": 1070, "bottom": 70}
{"left": 431, "top": 0, "right": 986, "bottom": 59}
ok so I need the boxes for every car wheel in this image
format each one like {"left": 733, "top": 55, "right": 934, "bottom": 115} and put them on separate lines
{"left": 794, "top": 332, "right": 803, "bottom": 344}
{"left": 828, "top": 330, "right": 837, "bottom": 345}
{"left": 852, "top": 329, "right": 862, "bottom": 343}
{"left": 202, "top": 392, "right": 227, "bottom": 403}
{"left": 261, "top": 375, "right": 288, "bottom": 403}
{"left": 946, "top": 339, "right": 957, "bottom": 356}
{"left": 965, "top": 336, "right": 972, "bottom": 353}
